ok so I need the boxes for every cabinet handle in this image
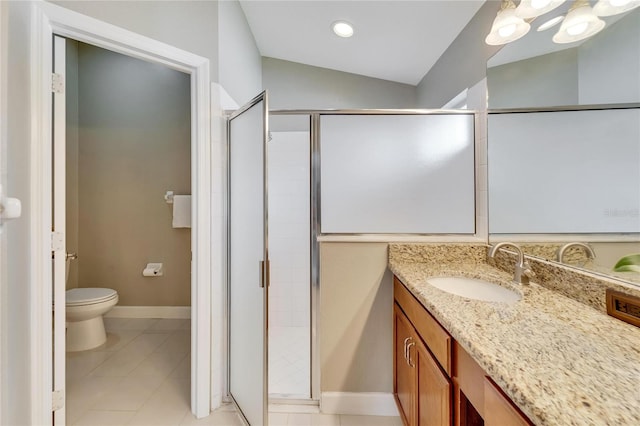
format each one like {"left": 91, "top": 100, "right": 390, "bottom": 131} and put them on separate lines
{"left": 406, "top": 341, "right": 415, "bottom": 368}
{"left": 403, "top": 337, "right": 411, "bottom": 361}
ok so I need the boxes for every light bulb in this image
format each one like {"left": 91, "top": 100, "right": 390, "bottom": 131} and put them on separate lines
{"left": 499, "top": 23, "right": 517, "bottom": 37}
{"left": 332, "top": 21, "right": 354, "bottom": 38}
{"left": 566, "top": 21, "right": 588, "bottom": 35}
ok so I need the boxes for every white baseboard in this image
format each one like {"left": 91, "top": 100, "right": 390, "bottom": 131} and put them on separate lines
{"left": 106, "top": 306, "right": 191, "bottom": 319}
{"left": 320, "top": 392, "right": 399, "bottom": 417}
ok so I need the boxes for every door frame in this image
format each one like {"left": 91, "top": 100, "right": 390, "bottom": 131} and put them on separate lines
{"left": 30, "top": 2, "right": 212, "bottom": 422}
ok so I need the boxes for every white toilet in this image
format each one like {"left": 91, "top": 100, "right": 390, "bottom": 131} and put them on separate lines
{"left": 65, "top": 259, "right": 119, "bottom": 351}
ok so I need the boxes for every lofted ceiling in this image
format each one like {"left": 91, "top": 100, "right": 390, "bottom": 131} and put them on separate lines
{"left": 239, "top": 0, "right": 486, "bottom": 86}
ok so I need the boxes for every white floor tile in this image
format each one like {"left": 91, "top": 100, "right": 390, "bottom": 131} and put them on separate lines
{"left": 127, "top": 404, "right": 189, "bottom": 426}
{"left": 179, "top": 410, "right": 244, "bottom": 426}
{"left": 118, "top": 318, "right": 160, "bottom": 331}
{"left": 99, "top": 329, "right": 143, "bottom": 352}
{"left": 90, "top": 374, "right": 165, "bottom": 411}
{"left": 66, "top": 350, "right": 113, "bottom": 381}
{"left": 269, "top": 326, "right": 310, "bottom": 398}
{"left": 288, "top": 413, "right": 311, "bottom": 426}
{"left": 148, "top": 318, "right": 191, "bottom": 332}
{"left": 66, "top": 376, "right": 122, "bottom": 424}
{"left": 339, "top": 414, "right": 403, "bottom": 426}
{"left": 310, "top": 413, "right": 340, "bottom": 426}
{"left": 67, "top": 317, "right": 356, "bottom": 426}
{"left": 129, "top": 351, "right": 188, "bottom": 379}
{"left": 73, "top": 409, "right": 136, "bottom": 426}
{"left": 269, "top": 412, "right": 289, "bottom": 426}
{"left": 88, "top": 347, "right": 147, "bottom": 377}
{"left": 125, "top": 332, "right": 172, "bottom": 356}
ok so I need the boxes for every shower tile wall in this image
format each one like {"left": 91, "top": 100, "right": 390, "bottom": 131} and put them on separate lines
{"left": 268, "top": 132, "right": 310, "bottom": 329}
{"left": 268, "top": 131, "right": 310, "bottom": 398}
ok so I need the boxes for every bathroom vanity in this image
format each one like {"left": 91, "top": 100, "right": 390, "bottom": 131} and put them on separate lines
{"left": 394, "top": 276, "right": 531, "bottom": 426}
{"left": 389, "top": 243, "right": 640, "bottom": 426}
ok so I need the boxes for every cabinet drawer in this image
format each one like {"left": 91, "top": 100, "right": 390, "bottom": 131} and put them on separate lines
{"left": 394, "top": 276, "right": 452, "bottom": 376}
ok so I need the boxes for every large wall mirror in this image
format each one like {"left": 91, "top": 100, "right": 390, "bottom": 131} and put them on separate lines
{"left": 486, "top": 6, "right": 640, "bottom": 286}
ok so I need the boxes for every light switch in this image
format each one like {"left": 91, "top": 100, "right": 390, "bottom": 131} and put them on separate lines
{"left": 0, "top": 184, "right": 23, "bottom": 222}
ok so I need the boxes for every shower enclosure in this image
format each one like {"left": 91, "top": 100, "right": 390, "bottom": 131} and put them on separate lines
{"left": 226, "top": 107, "right": 476, "bottom": 424}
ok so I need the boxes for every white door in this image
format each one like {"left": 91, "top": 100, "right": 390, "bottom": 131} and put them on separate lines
{"left": 52, "top": 35, "right": 67, "bottom": 424}
{"left": 228, "top": 91, "right": 269, "bottom": 425}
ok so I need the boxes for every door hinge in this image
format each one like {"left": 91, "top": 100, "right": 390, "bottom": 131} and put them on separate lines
{"left": 51, "top": 73, "right": 64, "bottom": 94}
{"left": 52, "top": 389, "right": 65, "bottom": 411}
{"left": 51, "top": 231, "right": 64, "bottom": 252}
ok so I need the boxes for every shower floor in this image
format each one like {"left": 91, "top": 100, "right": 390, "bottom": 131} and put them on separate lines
{"left": 269, "top": 325, "right": 310, "bottom": 399}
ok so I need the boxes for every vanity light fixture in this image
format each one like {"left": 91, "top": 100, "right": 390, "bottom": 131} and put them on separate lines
{"left": 516, "top": 0, "right": 566, "bottom": 19}
{"left": 332, "top": 21, "right": 354, "bottom": 38}
{"left": 485, "top": 0, "right": 531, "bottom": 45}
{"left": 537, "top": 15, "right": 565, "bottom": 30}
{"left": 593, "top": 0, "right": 640, "bottom": 16}
{"left": 553, "top": 0, "right": 605, "bottom": 43}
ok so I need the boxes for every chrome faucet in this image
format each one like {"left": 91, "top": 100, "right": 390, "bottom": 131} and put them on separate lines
{"left": 488, "top": 242, "right": 534, "bottom": 285}
{"left": 556, "top": 242, "right": 596, "bottom": 264}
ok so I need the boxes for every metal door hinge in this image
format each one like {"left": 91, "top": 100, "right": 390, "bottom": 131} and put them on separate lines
{"left": 52, "top": 389, "right": 65, "bottom": 411}
{"left": 52, "top": 73, "right": 64, "bottom": 94}
{"left": 51, "top": 231, "right": 64, "bottom": 252}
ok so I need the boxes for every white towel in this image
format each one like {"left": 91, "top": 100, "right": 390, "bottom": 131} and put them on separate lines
{"left": 172, "top": 195, "right": 191, "bottom": 228}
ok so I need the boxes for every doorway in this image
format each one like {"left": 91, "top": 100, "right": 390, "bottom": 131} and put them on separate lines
{"left": 57, "top": 37, "right": 193, "bottom": 424}
{"left": 31, "top": 3, "right": 212, "bottom": 422}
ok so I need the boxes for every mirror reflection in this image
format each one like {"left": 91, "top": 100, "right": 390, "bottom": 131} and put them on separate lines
{"left": 486, "top": 6, "right": 640, "bottom": 286}
{"left": 487, "top": 7, "right": 639, "bottom": 108}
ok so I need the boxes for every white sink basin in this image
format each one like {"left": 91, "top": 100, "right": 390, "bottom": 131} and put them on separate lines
{"left": 427, "top": 277, "right": 521, "bottom": 303}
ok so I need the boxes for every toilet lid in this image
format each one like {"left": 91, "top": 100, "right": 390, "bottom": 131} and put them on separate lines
{"left": 66, "top": 288, "right": 118, "bottom": 306}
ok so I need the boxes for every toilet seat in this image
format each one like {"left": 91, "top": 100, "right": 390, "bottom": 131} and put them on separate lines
{"left": 66, "top": 288, "right": 118, "bottom": 306}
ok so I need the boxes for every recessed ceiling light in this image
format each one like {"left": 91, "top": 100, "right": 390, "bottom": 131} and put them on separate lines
{"left": 332, "top": 21, "right": 354, "bottom": 38}
{"left": 537, "top": 15, "right": 565, "bottom": 31}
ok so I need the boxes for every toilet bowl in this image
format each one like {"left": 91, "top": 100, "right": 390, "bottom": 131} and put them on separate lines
{"left": 66, "top": 287, "right": 119, "bottom": 352}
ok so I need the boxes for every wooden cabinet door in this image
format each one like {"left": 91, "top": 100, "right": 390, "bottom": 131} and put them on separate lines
{"left": 394, "top": 304, "right": 416, "bottom": 426}
{"left": 484, "top": 378, "right": 532, "bottom": 426}
{"left": 415, "top": 339, "right": 452, "bottom": 426}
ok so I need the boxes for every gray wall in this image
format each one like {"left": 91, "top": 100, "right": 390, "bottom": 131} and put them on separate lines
{"left": 416, "top": 0, "right": 501, "bottom": 108}
{"left": 218, "top": 0, "right": 262, "bottom": 105}
{"left": 77, "top": 43, "right": 191, "bottom": 307}
{"left": 2, "top": 1, "right": 215, "bottom": 421}
{"left": 579, "top": 9, "right": 640, "bottom": 104}
{"left": 263, "top": 57, "right": 417, "bottom": 110}
{"left": 51, "top": 0, "right": 219, "bottom": 82}
{"left": 66, "top": 39, "right": 80, "bottom": 289}
{"left": 487, "top": 49, "right": 579, "bottom": 109}
{"left": 2, "top": 2, "right": 32, "bottom": 422}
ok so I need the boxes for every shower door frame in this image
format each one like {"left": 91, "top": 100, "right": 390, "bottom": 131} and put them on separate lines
{"left": 267, "top": 109, "right": 482, "bottom": 406}
{"left": 30, "top": 2, "right": 212, "bottom": 421}
{"left": 267, "top": 112, "right": 321, "bottom": 403}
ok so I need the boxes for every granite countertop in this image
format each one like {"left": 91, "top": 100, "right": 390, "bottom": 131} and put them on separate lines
{"left": 388, "top": 245, "right": 640, "bottom": 426}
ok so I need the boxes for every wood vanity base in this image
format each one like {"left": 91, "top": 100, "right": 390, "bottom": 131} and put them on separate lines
{"left": 393, "top": 276, "right": 533, "bottom": 426}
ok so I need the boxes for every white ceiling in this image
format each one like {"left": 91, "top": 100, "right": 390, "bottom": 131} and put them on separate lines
{"left": 239, "top": 0, "right": 486, "bottom": 86}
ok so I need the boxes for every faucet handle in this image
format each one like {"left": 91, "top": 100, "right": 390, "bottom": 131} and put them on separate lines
{"left": 523, "top": 261, "right": 535, "bottom": 277}
{"left": 519, "top": 261, "right": 535, "bottom": 284}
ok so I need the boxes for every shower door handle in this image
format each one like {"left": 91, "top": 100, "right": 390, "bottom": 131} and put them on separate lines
{"left": 260, "top": 260, "right": 270, "bottom": 288}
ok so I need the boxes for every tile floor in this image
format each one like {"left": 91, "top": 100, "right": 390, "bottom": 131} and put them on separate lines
{"left": 269, "top": 326, "right": 310, "bottom": 398}
{"left": 66, "top": 317, "right": 401, "bottom": 426}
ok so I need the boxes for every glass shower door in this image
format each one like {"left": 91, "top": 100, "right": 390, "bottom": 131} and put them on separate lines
{"left": 228, "top": 91, "right": 269, "bottom": 426}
